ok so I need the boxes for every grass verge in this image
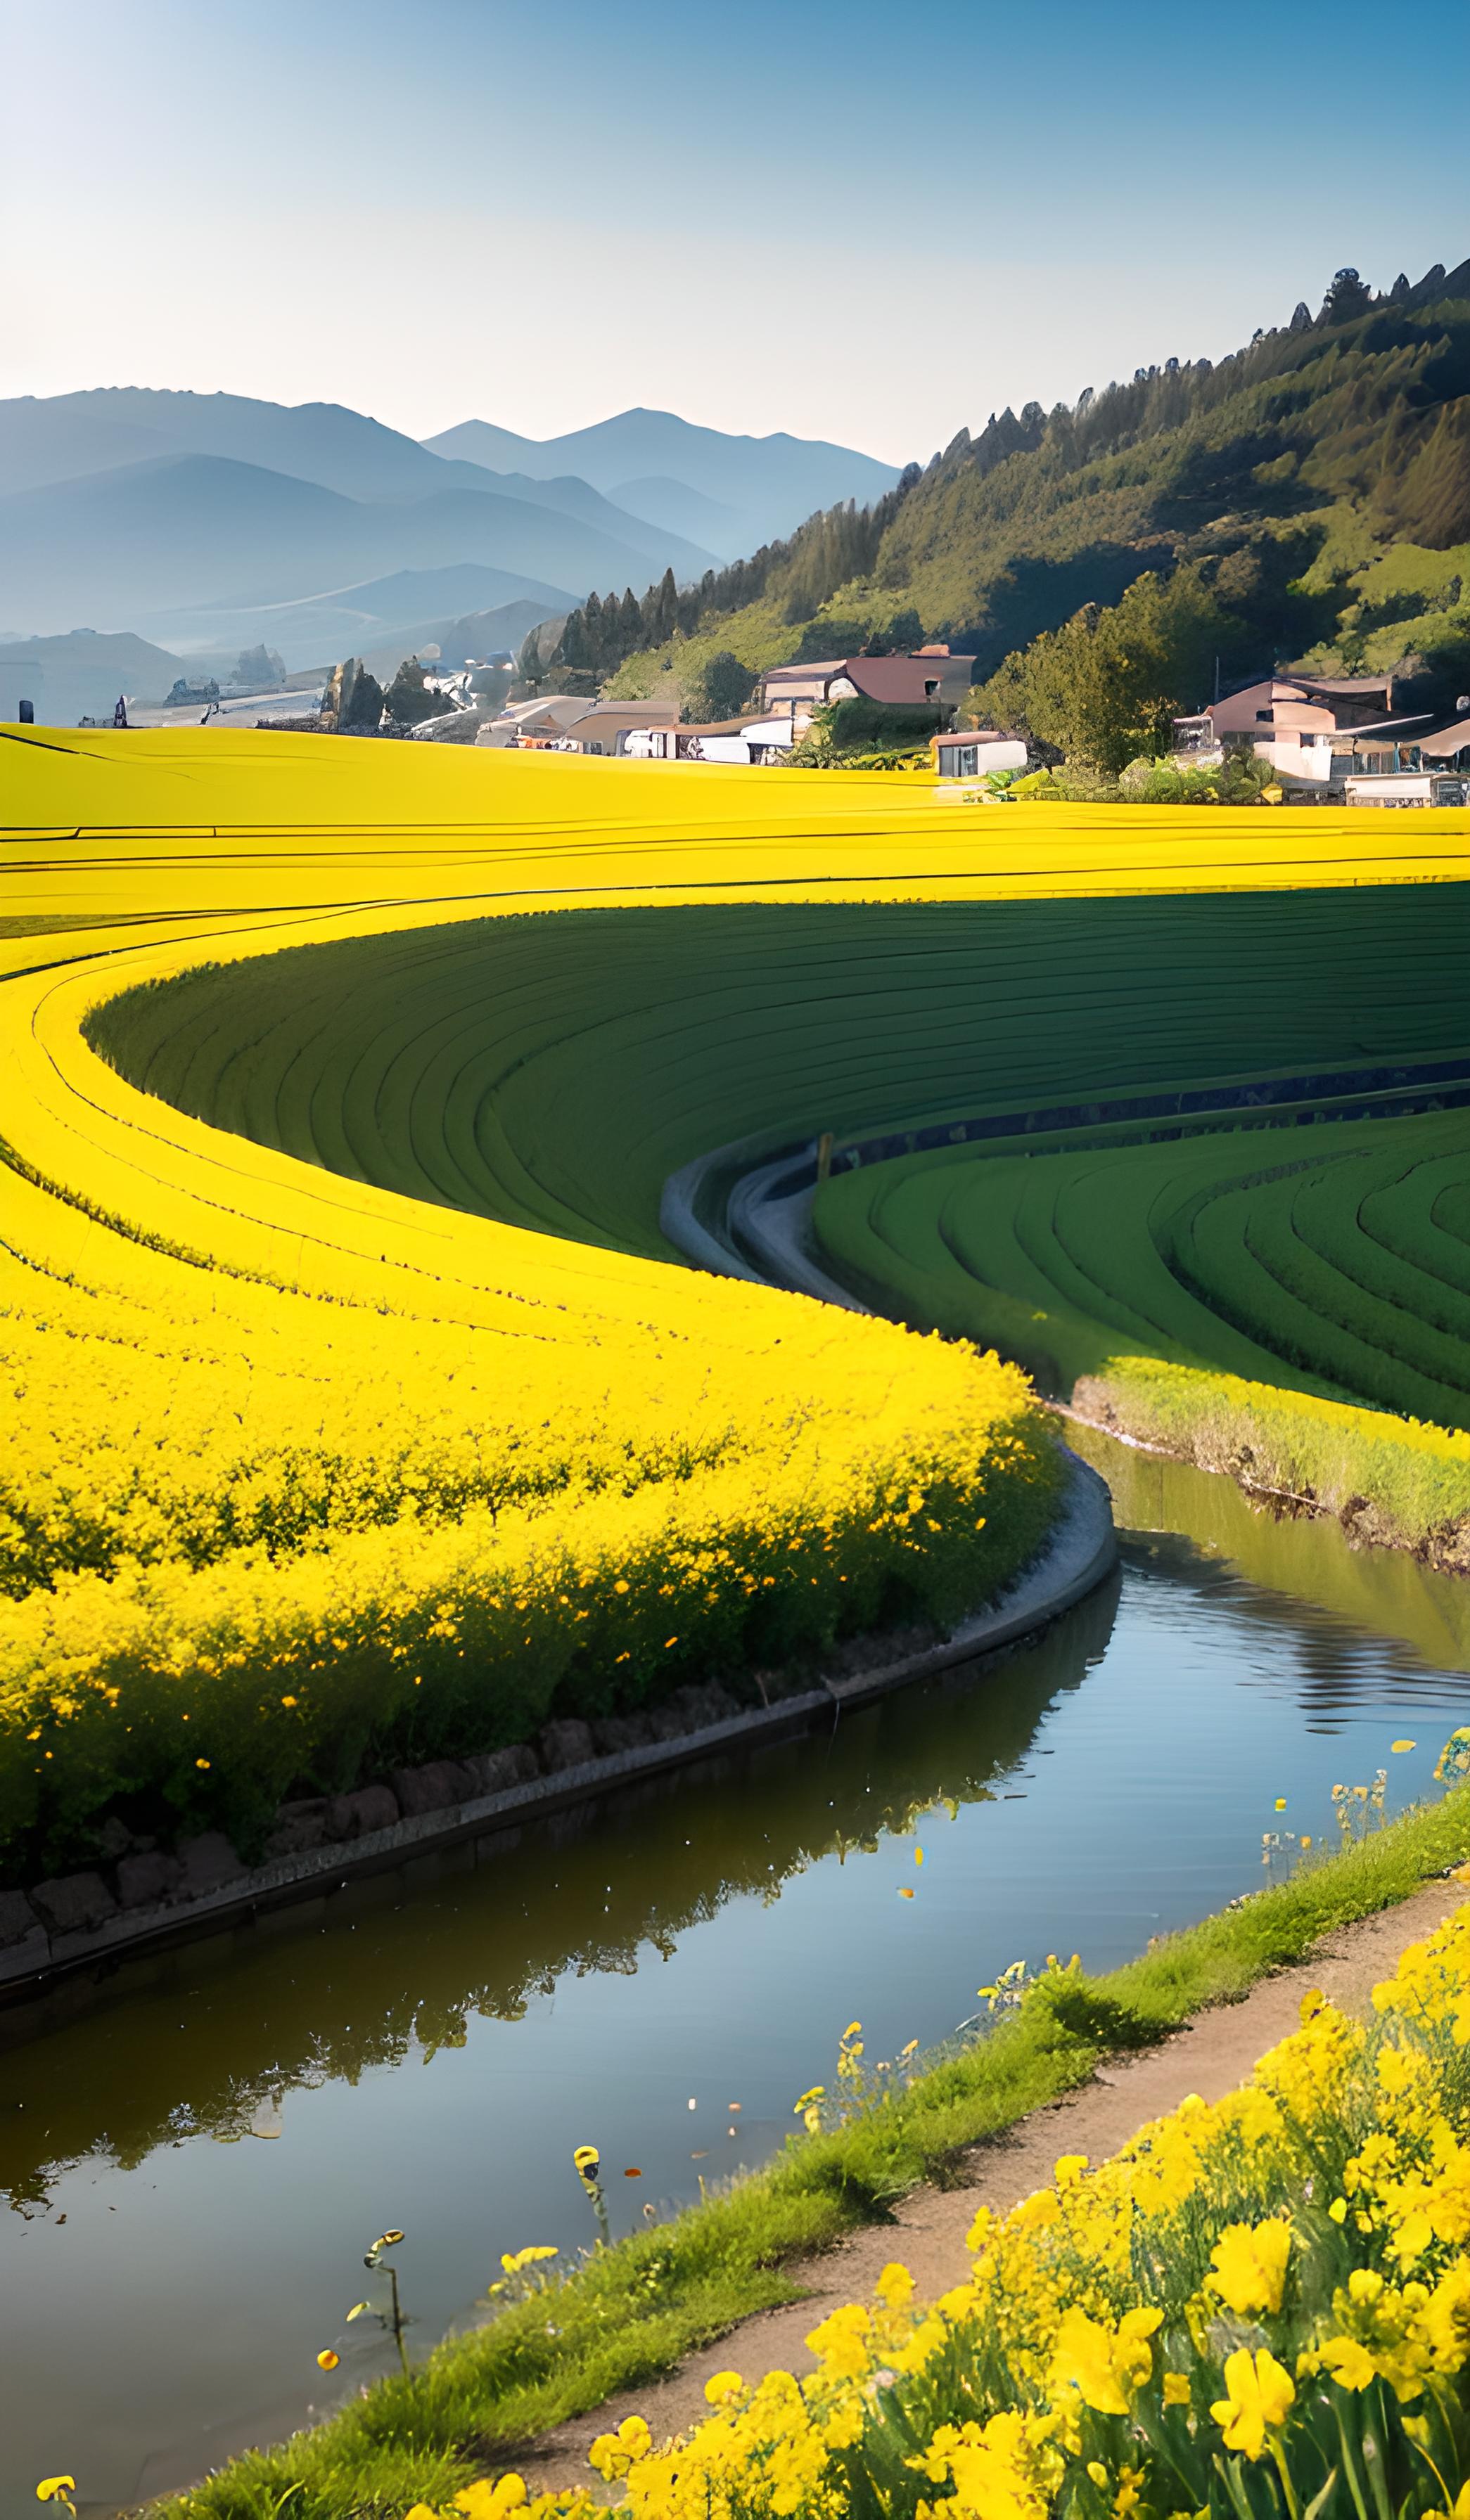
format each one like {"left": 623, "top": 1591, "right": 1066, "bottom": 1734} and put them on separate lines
{"left": 1075, "top": 1358, "right": 1470, "bottom": 1565}
{"left": 149, "top": 1782, "right": 1470, "bottom": 2519}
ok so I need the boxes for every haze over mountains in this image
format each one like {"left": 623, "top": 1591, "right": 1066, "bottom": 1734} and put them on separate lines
{"left": 0, "top": 389, "right": 899, "bottom": 690}
{"left": 422, "top": 411, "right": 900, "bottom": 562}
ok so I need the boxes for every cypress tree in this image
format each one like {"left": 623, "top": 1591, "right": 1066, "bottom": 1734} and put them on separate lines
{"left": 646, "top": 567, "right": 677, "bottom": 647}
{"left": 560, "top": 607, "right": 589, "bottom": 671}
{"left": 583, "top": 591, "right": 604, "bottom": 665}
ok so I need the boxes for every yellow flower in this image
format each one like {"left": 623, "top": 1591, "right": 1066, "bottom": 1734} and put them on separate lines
{"left": 1051, "top": 2306, "right": 1161, "bottom": 2415}
{"left": 806, "top": 2301, "right": 872, "bottom": 2379}
{"left": 703, "top": 2370, "right": 743, "bottom": 2405}
{"left": 1318, "top": 2336, "right": 1376, "bottom": 2391}
{"left": 316, "top": 2348, "right": 340, "bottom": 2370}
{"left": 454, "top": 2479, "right": 527, "bottom": 2520}
{"left": 1208, "top": 2218, "right": 1291, "bottom": 2317}
{"left": 1419, "top": 2263, "right": 1470, "bottom": 2368}
{"left": 589, "top": 2415, "right": 651, "bottom": 2481}
{"left": 1210, "top": 2348, "right": 1295, "bottom": 2459}
{"left": 35, "top": 2486, "right": 77, "bottom": 2512}
{"left": 1161, "top": 2372, "right": 1191, "bottom": 2408}
{"left": 875, "top": 2261, "right": 916, "bottom": 2309}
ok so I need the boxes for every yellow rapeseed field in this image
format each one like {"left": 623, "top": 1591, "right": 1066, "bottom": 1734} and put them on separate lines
{"left": 4, "top": 729, "right": 1468, "bottom": 1870}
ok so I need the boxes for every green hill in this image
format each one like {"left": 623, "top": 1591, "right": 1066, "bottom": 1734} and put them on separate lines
{"left": 540, "top": 257, "right": 1470, "bottom": 724}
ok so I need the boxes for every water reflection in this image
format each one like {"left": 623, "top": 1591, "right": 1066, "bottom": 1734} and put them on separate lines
{"left": 4, "top": 1436, "right": 1470, "bottom": 2514}
{"left": 0, "top": 1576, "right": 1116, "bottom": 2218}
{"left": 1070, "top": 1422, "right": 1470, "bottom": 1675}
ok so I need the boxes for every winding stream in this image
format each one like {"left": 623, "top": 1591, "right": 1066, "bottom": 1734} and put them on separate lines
{"left": 4, "top": 1434, "right": 1470, "bottom": 2513}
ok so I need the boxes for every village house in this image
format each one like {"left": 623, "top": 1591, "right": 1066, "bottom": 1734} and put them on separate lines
{"left": 1342, "top": 712, "right": 1470, "bottom": 808}
{"left": 475, "top": 695, "right": 596, "bottom": 747}
{"left": 760, "top": 645, "right": 977, "bottom": 734}
{"left": 553, "top": 700, "right": 679, "bottom": 755}
{"left": 931, "top": 728, "right": 1028, "bottom": 780}
{"left": 625, "top": 714, "right": 797, "bottom": 764}
{"left": 1421, "top": 712, "right": 1470, "bottom": 773}
{"left": 1171, "top": 672, "right": 1433, "bottom": 786}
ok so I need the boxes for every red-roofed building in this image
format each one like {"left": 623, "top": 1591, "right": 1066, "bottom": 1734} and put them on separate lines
{"left": 760, "top": 646, "right": 976, "bottom": 733}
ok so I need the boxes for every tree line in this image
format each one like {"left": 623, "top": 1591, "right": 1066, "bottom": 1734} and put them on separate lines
{"left": 520, "top": 254, "right": 1469, "bottom": 709}
{"left": 537, "top": 468, "right": 925, "bottom": 687}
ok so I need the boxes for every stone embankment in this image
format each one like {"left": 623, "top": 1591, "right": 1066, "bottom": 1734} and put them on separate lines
{"left": 0, "top": 1453, "right": 1114, "bottom": 2002}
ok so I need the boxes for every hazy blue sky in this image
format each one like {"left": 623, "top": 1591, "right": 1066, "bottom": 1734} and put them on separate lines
{"left": 6, "top": 0, "right": 1468, "bottom": 461}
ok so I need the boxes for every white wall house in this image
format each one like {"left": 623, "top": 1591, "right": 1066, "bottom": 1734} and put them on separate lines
{"left": 1172, "top": 674, "right": 1431, "bottom": 785}
{"left": 931, "top": 730, "right": 1028, "bottom": 780}
{"left": 624, "top": 714, "right": 795, "bottom": 764}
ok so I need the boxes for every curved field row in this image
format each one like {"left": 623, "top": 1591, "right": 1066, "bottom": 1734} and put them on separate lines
{"left": 817, "top": 1109, "right": 1470, "bottom": 1427}
{"left": 87, "top": 890, "right": 1470, "bottom": 1261}
{"left": 4, "top": 727, "right": 1470, "bottom": 1874}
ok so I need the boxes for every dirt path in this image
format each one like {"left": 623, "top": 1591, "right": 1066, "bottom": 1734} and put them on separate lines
{"left": 519, "top": 1879, "right": 1462, "bottom": 2493}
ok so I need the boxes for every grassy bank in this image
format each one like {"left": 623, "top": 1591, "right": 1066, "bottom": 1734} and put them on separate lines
{"left": 1075, "top": 1357, "right": 1470, "bottom": 1567}
{"left": 508, "top": 1894, "right": 1470, "bottom": 2520}
{"left": 148, "top": 1780, "right": 1470, "bottom": 2519}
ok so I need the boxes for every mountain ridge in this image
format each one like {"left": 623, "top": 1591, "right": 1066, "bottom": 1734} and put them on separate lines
{"left": 0, "top": 450, "right": 712, "bottom": 644}
{"left": 423, "top": 407, "right": 900, "bottom": 551}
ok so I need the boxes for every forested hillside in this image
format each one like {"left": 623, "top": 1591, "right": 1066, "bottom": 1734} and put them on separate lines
{"left": 533, "top": 259, "right": 1470, "bottom": 725}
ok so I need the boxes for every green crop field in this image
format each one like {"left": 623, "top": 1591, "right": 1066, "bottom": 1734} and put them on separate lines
{"left": 817, "top": 1108, "right": 1470, "bottom": 1424}
{"left": 91, "top": 885, "right": 1470, "bottom": 1269}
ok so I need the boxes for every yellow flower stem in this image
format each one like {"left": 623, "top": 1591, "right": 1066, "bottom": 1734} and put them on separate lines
{"left": 387, "top": 2264, "right": 409, "bottom": 2378}
{"left": 1404, "top": 2426, "right": 1453, "bottom": 2514}
{"left": 1359, "top": 2417, "right": 1394, "bottom": 2520}
{"left": 1331, "top": 2398, "right": 1373, "bottom": 2520}
{"left": 1270, "top": 2433, "right": 1303, "bottom": 2520}
{"left": 1215, "top": 2452, "right": 1258, "bottom": 2520}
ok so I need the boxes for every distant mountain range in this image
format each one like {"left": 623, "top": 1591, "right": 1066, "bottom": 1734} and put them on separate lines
{"left": 0, "top": 627, "right": 184, "bottom": 726}
{"left": 0, "top": 589, "right": 556, "bottom": 724}
{"left": 0, "top": 447, "right": 714, "bottom": 652}
{"left": 421, "top": 409, "right": 900, "bottom": 559}
{"left": 208, "top": 567, "right": 569, "bottom": 667}
{"left": 0, "top": 389, "right": 897, "bottom": 679}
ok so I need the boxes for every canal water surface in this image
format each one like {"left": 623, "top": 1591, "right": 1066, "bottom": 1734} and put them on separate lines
{"left": 4, "top": 1432, "right": 1470, "bottom": 2514}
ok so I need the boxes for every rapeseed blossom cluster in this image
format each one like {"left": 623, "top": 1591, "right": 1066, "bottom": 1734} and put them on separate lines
{"left": 0, "top": 1182, "right": 1054, "bottom": 1863}
{"left": 1, "top": 889, "right": 1058, "bottom": 1871}
{"left": 418, "top": 1902, "right": 1470, "bottom": 2520}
